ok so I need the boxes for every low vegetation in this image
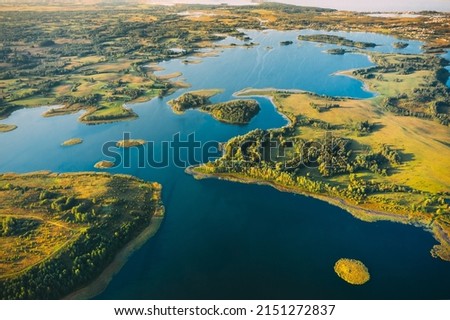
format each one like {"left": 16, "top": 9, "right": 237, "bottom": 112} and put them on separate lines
{"left": 0, "top": 124, "right": 17, "bottom": 133}
{"left": 61, "top": 138, "right": 83, "bottom": 147}
{"left": 393, "top": 42, "right": 409, "bottom": 49}
{"left": 0, "top": 172, "right": 164, "bottom": 299}
{"left": 94, "top": 161, "right": 115, "bottom": 169}
{"left": 334, "top": 258, "right": 370, "bottom": 285}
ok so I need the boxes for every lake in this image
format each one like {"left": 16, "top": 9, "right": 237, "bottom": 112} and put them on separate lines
{"left": 0, "top": 30, "right": 449, "bottom": 299}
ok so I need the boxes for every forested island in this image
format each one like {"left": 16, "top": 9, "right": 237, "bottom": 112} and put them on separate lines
{"left": 0, "top": 172, "right": 164, "bottom": 299}
{"left": 393, "top": 42, "right": 409, "bottom": 49}
{"left": 169, "top": 91, "right": 260, "bottom": 124}
{"left": 0, "top": 1, "right": 450, "bottom": 299}
{"left": 346, "top": 52, "right": 449, "bottom": 125}
{"left": 298, "top": 34, "right": 377, "bottom": 48}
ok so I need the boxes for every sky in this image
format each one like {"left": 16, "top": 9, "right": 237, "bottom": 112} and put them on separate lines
{"left": 148, "top": 0, "right": 450, "bottom": 12}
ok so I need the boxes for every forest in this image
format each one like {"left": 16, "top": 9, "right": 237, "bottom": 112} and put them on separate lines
{"left": 192, "top": 86, "right": 450, "bottom": 261}
{"left": 298, "top": 34, "right": 377, "bottom": 49}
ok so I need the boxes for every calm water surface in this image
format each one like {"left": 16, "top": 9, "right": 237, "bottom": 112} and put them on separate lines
{"left": 0, "top": 30, "right": 448, "bottom": 299}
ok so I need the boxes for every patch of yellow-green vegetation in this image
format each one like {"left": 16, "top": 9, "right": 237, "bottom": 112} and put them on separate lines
{"left": 0, "top": 124, "right": 17, "bottom": 133}
{"left": 334, "top": 258, "right": 370, "bottom": 285}
{"left": 0, "top": 172, "right": 164, "bottom": 299}
{"left": 80, "top": 105, "right": 138, "bottom": 124}
{"left": 61, "top": 138, "right": 83, "bottom": 146}
{"left": 94, "top": 160, "right": 115, "bottom": 169}
{"left": 116, "top": 139, "right": 146, "bottom": 148}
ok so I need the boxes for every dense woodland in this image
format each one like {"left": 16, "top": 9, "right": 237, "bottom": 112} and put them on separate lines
{"left": 0, "top": 5, "right": 261, "bottom": 120}
{"left": 353, "top": 54, "right": 450, "bottom": 125}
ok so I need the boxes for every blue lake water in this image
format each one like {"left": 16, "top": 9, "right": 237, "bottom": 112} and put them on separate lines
{"left": 0, "top": 30, "right": 449, "bottom": 299}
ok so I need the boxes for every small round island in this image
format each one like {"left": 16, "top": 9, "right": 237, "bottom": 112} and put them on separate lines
{"left": 334, "top": 258, "right": 370, "bottom": 285}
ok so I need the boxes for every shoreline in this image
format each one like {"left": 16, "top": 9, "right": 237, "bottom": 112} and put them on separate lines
{"left": 64, "top": 215, "right": 164, "bottom": 300}
{"left": 185, "top": 166, "right": 450, "bottom": 261}
{"left": 185, "top": 166, "right": 408, "bottom": 224}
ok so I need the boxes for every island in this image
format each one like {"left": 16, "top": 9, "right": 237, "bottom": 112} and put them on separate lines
{"left": 298, "top": 34, "right": 377, "bottom": 49}
{"left": 0, "top": 124, "right": 17, "bottom": 133}
{"left": 326, "top": 48, "right": 349, "bottom": 55}
{"left": 116, "top": 139, "right": 146, "bottom": 148}
{"left": 334, "top": 258, "right": 370, "bottom": 285}
{"left": 169, "top": 91, "right": 260, "bottom": 124}
{"left": 0, "top": 3, "right": 448, "bottom": 126}
{"left": 0, "top": 1, "right": 450, "bottom": 300}
{"left": 0, "top": 172, "right": 164, "bottom": 299}
{"left": 94, "top": 160, "right": 115, "bottom": 169}
{"left": 280, "top": 41, "right": 294, "bottom": 46}
{"left": 61, "top": 138, "right": 83, "bottom": 147}
{"left": 393, "top": 41, "right": 409, "bottom": 49}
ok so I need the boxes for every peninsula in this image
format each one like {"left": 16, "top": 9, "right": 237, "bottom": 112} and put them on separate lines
{"left": 169, "top": 91, "right": 260, "bottom": 124}
{"left": 0, "top": 172, "right": 164, "bottom": 299}
{"left": 187, "top": 40, "right": 450, "bottom": 262}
